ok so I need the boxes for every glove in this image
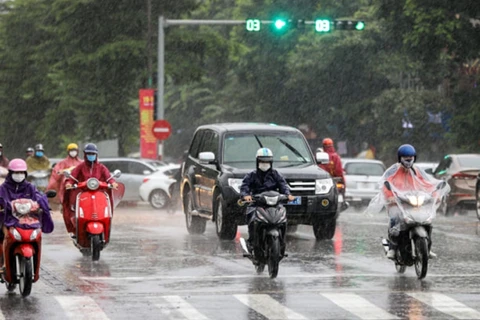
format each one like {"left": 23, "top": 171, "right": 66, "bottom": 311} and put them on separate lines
{"left": 287, "top": 194, "right": 295, "bottom": 201}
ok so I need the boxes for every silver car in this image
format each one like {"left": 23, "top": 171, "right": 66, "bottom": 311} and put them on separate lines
{"left": 342, "top": 158, "right": 386, "bottom": 208}
{"left": 101, "top": 158, "right": 160, "bottom": 202}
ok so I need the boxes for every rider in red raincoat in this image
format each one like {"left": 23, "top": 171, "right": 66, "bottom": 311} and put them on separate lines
{"left": 319, "top": 138, "right": 345, "bottom": 183}
{"left": 46, "top": 143, "right": 83, "bottom": 205}
{"left": 63, "top": 143, "right": 117, "bottom": 235}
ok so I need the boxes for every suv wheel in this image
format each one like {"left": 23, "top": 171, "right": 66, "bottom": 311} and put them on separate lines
{"left": 184, "top": 190, "right": 206, "bottom": 234}
{"left": 215, "top": 195, "right": 237, "bottom": 240}
{"left": 313, "top": 217, "right": 336, "bottom": 240}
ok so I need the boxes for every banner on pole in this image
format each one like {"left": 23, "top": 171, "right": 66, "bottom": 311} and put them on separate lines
{"left": 139, "top": 89, "right": 157, "bottom": 159}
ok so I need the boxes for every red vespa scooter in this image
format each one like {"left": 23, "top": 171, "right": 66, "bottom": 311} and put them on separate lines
{"left": 1, "top": 191, "right": 56, "bottom": 297}
{"left": 62, "top": 170, "right": 124, "bottom": 261}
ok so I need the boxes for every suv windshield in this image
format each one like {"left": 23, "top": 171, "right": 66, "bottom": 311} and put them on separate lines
{"left": 345, "top": 162, "right": 385, "bottom": 176}
{"left": 223, "top": 132, "right": 313, "bottom": 169}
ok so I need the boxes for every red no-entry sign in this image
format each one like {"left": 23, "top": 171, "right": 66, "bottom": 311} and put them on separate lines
{"left": 152, "top": 119, "right": 172, "bottom": 140}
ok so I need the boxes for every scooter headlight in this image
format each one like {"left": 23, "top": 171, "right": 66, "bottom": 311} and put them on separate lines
{"left": 407, "top": 195, "right": 425, "bottom": 207}
{"left": 12, "top": 228, "right": 21, "bottom": 241}
{"left": 264, "top": 196, "right": 279, "bottom": 206}
{"left": 30, "top": 229, "right": 40, "bottom": 240}
{"left": 87, "top": 178, "right": 100, "bottom": 191}
{"left": 14, "top": 202, "right": 32, "bottom": 215}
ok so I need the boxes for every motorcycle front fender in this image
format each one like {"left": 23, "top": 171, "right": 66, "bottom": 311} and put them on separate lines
{"left": 14, "top": 244, "right": 34, "bottom": 258}
{"left": 267, "top": 229, "right": 279, "bottom": 239}
{"left": 409, "top": 226, "right": 428, "bottom": 239}
{"left": 86, "top": 222, "right": 104, "bottom": 235}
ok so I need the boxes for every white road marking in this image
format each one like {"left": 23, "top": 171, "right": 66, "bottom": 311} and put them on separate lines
{"left": 321, "top": 293, "right": 399, "bottom": 320}
{"left": 234, "top": 294, "right": 307, "bottom": 320}
{"left": 408, "top": 292, "right": 480, "bottom": 319}
{"left": 79, "top": 273, "right": 480, "bottom": 281}
{"left": 55, "top": 296, "right": 109, "bottom": 320}
{"left": 159, "top": 295, "right": 210, "bottom": 320}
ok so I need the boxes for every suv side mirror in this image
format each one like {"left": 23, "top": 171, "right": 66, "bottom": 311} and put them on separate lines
{"left": 316, "top": 152, "right": 329, "bottom": 165}
{"left": 199, "top": 152, "right": 215, "bottom": 164}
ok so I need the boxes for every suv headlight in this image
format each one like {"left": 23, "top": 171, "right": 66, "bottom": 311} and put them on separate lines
{"left": 228, "top": 178, "right": 243, "bottom": 194}
{"left": 315, "top": 179, "right": 333, "bottom": 194}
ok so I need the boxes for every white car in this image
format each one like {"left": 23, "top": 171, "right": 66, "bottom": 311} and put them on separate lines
{"left": 139, "top": 164, "right": 180, "bottom": 209}
{"left": 415, "top": 162, "right": 438, "bottom": 176}
{"left": 342, "top": 158, "right": 386, "bottom": 208}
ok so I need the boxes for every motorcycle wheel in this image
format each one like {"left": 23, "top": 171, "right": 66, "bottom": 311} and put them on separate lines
{"left": 91, "top": 235, "right": 101, "bottom": 261}
{"left": 395, "top": 263, "right": 406, "bottom": 274}
{"left": 255, "top": 263, "right": 265, "bottom": 274}
{"left": 414, "top": 237, "right": 429, "bottom": 279}
{"left": 18, "top": 256, "right": 33, "bottom": 297}
{"left": 268, "top": 237, "right": 280, "bottom": 279}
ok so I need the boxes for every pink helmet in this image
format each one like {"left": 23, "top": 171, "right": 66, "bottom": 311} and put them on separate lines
{"left": 8, "top": 158, "right": 27, "bottom": 172}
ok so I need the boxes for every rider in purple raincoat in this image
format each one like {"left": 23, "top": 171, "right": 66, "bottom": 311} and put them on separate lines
{"left": 0, "top": 159, "right": 54, "bottom": 233}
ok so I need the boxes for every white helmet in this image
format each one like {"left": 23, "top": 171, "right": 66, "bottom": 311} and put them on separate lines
{"left": 256, "top": 148, "right": 273, "bottom": 162}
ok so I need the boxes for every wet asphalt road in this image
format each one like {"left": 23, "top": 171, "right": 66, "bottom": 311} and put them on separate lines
{"left": 1, "top": 204, "right": 480, "bottom": 319}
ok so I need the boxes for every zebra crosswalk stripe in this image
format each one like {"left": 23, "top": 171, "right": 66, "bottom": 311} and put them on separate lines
{"left": 234, "top": 294, "right": 308, "bottom": 320}
{"left": 321, "top": 293, "right": 400, "bottom": 320}
{"left": 407, "top": 292, "right": 480, "bottom": 320}
{"left": 159, "top": 295, "right": 210, "bottom": 320}
{"left": 55, "top": 296, "right": 110, "bottom": 320}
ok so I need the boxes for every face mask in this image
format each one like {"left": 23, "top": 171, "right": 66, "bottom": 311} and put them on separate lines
{"left": 400, "top": 157, "right": 414, "bottom": 168}
{"left": 258, "top": 163, "right": 271, "bottom": 172}
{"left": 86, "top": 154, "right": 97, "bottom": 162}
{"left": 69, "top": 150, "right": 78, "bottom": 158}
{"left": 0, "top": 151, "right": 3, "bottom": 156}
{"left": 35, "top": 151, "right": 44, "bottom": 157}
{"left": 12, "top": 173, "right": 25, "bottom": 183}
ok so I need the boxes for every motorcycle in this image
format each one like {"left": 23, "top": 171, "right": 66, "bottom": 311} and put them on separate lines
{"left": 238, "top": 191, "right": 288, "bottom": 279}
{"left": 333, "top": 177, "right": 349, "bottom": 212}
{"left": 62, "top": 170, "right": 124, "bottom": 261}
{"left": 381, "top": 180, "right": 447, "bottom": 279}
{"left": 27, "top": 169, "right": 51, "bottom": 194}
{"left": 0, "top": 191, "right": 56, "bottom": 297}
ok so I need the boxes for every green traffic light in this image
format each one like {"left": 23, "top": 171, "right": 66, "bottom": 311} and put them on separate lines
{"left": 355, "top": 21, "right": 365, "bottom": 30}
{"left": 274, "top": 19, "right": 287, "bottom": 30}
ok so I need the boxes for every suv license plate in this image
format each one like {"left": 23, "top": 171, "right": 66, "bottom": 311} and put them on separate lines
{"left": 288, "top": 196, "right": 302, "bottom": 205}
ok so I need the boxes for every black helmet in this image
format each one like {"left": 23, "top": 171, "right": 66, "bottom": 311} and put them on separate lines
{"left": 35, "top": 144, "right": 44, "bottom": 151}
{"left": 83, "top": 143, "right": 98, "bottom": 154}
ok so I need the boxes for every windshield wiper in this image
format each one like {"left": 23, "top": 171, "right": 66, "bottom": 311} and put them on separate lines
{"left": 277, "top": 138, "right": 307, "bottom": 163}
{"left": 254, "top": 135, "right": 263, "bottom": 148}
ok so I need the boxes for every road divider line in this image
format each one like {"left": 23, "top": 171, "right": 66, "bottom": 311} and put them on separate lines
{"left": 321, "top": 293, "right": 399, "bottom": 320}
{"left": 407, "top": 292, "right": 480, "bottom": 319}
{"left": 234, "top": 294, "right": 307, "bottom": 320}
{"left": 55, "top": 296, "right": 110, "bottom": 320}
{"left": 160, "top": 296, "right": 210, "bottom": 320}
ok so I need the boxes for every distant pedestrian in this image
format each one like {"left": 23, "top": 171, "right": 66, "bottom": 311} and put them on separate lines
{"left": 0, "top": 144, "right": 10, "bottom": 168}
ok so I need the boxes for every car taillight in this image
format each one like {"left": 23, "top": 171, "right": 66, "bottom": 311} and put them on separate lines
{"left": 452, "top": 173, "right": 476, "bottom": 180}
{"left": 143, "top": 178, "right": 149, "bottom": 183}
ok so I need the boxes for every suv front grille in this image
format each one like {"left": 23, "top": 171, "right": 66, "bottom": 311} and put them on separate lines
{"left": 287, "top": 180, "right": 316, "bottom": 196}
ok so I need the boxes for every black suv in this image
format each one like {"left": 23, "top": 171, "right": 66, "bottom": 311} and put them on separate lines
{"left": 180, "top": 123, "right": 338, "bottom": 240}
